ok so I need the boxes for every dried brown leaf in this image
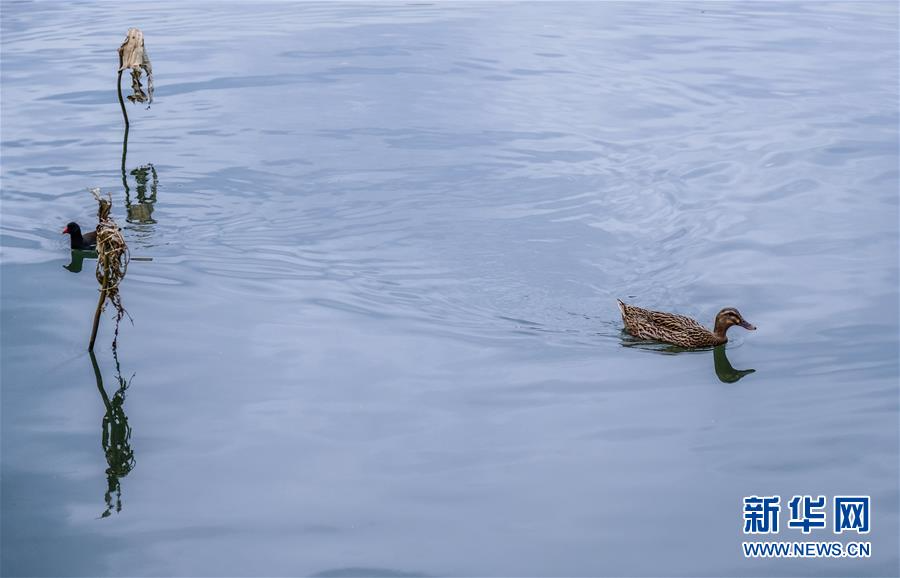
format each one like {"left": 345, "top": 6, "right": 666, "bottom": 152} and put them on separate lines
{"left": 118, "top": 28, "right": 153, "bottom": 106}
{"left": 90, "top": 188, "right": 131, "bottom": 350}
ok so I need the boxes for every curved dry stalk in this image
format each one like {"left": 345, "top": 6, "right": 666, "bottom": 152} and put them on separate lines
{"left": 117, "top": 69, "right": 130, "bottom": 131}
{"left": 118, "top": 28, "right": 153, "bottom": 104}
{"left": 116, "top": 28, "right": 153, "bottom": 129}
{"left": 88, "top": 188, "right": 131, "bottom": 352}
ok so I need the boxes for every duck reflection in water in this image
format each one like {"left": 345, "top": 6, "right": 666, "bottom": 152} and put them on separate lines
{"left": 620, "top": 334, "right": 756, "bottom": 383}
{"left": 89, "top": 350, "right": 135, "bottom": 518}
{"left": 712, "top": 344, "right": 755, "bottom": 383}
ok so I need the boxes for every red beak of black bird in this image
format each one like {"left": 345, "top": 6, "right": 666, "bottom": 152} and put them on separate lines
{"left": 62, "top": 222, "right": 97, "bottom": 250}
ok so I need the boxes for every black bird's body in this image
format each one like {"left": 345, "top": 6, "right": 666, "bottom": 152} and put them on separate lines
{"left": 62, "top": 222, "right": 97, "bottom": 250}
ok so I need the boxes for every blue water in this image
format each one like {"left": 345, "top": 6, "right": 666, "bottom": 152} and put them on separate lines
{"left": 1, "top": 2, "right": 898, "bottom": 576}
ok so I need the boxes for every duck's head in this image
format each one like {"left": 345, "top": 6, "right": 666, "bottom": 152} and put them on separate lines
{"left": 62, "top": 222, "right": 81, "bottom": 236}
{"left": 713, "top": 308, "right": 756, "bottom": 337}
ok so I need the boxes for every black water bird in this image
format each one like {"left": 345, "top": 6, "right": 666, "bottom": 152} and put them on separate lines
{"left": 62, "top": 222, "right": 97, "bottom": 250}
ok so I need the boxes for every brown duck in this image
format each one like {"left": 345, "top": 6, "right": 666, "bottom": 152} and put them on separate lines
{"left": 617, "top": 300, "right": 756, "bottom": 348}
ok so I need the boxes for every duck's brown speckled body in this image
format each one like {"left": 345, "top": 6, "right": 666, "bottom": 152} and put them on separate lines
{"left": 617, "top": 300, "right": 756, "bottom": 349}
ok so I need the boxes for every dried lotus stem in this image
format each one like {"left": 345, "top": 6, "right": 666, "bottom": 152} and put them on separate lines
{"left": 116, "top": 28, "right": 153, "bottom": 130}
{"left": 88, "top": 188, "right": 130, "bottom": 352}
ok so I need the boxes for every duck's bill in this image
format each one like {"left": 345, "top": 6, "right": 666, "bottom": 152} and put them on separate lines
{"left": 61, "top": 227, "right": 68, "bottom": 234}
{"left": 740, "top": 320, "right": 757, "bottom": 330}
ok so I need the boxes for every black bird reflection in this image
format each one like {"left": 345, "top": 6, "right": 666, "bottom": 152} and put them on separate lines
{"left": 89, "top": 350, "right": 135, "bottom": 518}
{"left": 64, "top": 249, "right": 95, "bottom": 273}
{"left": 620, "top": 333, "right": 756, "bottom": 383}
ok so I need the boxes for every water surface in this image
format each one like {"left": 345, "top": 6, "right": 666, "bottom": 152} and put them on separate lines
{"left": 1, "top": 2, "right": 898, "bottom": 576}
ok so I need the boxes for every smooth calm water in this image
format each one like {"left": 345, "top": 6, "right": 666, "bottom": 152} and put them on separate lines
{"left": 1, "top": 2, "right": 898, "bottom": 576}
